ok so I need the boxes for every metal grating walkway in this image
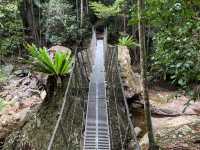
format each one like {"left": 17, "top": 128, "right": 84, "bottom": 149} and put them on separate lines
{"left": 83, "top": 39, "right": 111, "bottom": 150}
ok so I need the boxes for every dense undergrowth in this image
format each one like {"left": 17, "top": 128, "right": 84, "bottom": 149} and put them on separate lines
{"left": 148, "top": 0, "right": 200, "bottom": 88}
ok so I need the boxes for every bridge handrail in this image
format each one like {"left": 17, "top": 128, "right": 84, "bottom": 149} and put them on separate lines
{"left": 47, "top": 48, "right": 78, "bottom": 150}
{"left": 106, "top": 45, "right": 141, "bottom": 150}
{"left": 116, "top": 58, "right": 141, "bottom": 150}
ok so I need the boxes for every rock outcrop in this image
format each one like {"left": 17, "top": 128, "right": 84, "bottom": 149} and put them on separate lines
{"left": 118, "top": 45, "right": 142, "bottom": 98}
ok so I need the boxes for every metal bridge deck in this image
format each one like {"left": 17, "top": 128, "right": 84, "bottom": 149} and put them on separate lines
{"left": 83, "top": 39, "right": 110, "bottom": 150}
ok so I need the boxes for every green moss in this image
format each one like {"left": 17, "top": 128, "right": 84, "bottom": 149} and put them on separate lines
{"left": 0, "top": 97, "right": 7, "bottom": 111}
{"left": 0, "top": 70, "right": 7, "bottom": 82}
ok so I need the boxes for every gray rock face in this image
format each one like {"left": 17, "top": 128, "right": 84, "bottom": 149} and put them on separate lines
{"left": 2, "top": 64, "right": 14, "bottom": 76}
{"left": 135, "top": 126, "right": 142, "bottom": 137}
{"left": 118, "top": 46, "right": 142, "bottom": 98}
{"left": 0, "top": 64, "right": 14, "bottom": 82}
{"left": 48, "top": 45, "right": 71, "bottom": 58}
{"left": 0, "top": 72, "right": 46, "bottom": 140}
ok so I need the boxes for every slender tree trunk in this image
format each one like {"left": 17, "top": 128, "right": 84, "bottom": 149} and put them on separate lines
{"left": 76, "top": 0, "right": 79, "bottom": 22}
{"left": 80, "top": 0, "right": 84, "bottom": 28}
{"left": 30, "top": 0, "right": 39, "bottom": 45}
{"left": 85, "top": 0, "right": 89, "bottom": 14}
{"left": 138, "top": 0, "right": 158, "bottom": 149}
{"left": 19, "top": 0, "right": 40, "bottom": 44}
{"left": 123, "top": 15, "right": 126, "bottom": 33}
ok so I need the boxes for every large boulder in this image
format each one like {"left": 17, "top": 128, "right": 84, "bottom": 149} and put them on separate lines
{"left": 48, "top": 45, "right": 71, "bottom": 58}
{"left": 118, "top": 46, "right": 142, "bottom": 98}
{"left": 155, "top": 118, "right": 200, "bottom": 149}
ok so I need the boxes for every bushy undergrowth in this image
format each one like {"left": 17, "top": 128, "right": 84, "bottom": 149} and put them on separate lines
{"left": 0, "top": 1, "right": 23, "bottom": 56}
{"left": 147, "top": 0, "right": 200, "bottom": 88}
{"left": 151, "top": 22, "right": 200, "bottom": 87}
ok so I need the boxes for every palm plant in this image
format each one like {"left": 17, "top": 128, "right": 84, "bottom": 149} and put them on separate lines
{"left": 26, "top": 44, "right": 74, "bottom": 76}
{"left": 118, "top": 35, "right": 139, "bottom": 48}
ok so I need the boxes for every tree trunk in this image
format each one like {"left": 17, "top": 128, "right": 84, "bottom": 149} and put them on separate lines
{"left": 85, "top": 0, "right": 89, "bottom": 14}
{"left": 123, "top": 15, "right": 126, "bottom": 33}
{"left": 80, "top": 0, "right": 84, "bottom": 28}
{"left": 19, "top": 0, "right": 40, "bottom": 45}
{"left": 76, "top": 0, "right": 79, "bottom": 22}
{"left": 138, "top": 0, "right": 158, "bottom": 149}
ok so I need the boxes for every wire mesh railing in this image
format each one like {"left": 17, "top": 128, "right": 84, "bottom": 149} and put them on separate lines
{"left": 47, "top": 48, "right": 91, "bottom": 150}
{"left": 47, "top": 28, "right": 141, "bottom": 150}
{"left": 106, "top": 45, "right": 141, "bottom": 150}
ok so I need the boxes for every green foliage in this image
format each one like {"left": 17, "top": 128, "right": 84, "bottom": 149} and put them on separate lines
{"left": 151, "top": 27, "right": 200, "bottom": 87}
{"left": 0, "top": 98, "right": 7, "bottom": 112}
{"left": 43, "top": 0, "right": 80, "bottom": 44}
{"left": 0, "top": 70, "right": 7, "bottom": 82}
{"left": 89, "top": 0, "right": 125, "bottom": 19}
{"left": 118, "top": 36, "right": 139, "bottom": 48}
{"left": 26, "top": 44, "right": 74, "bottom": 76}
{"left": 0, "top": 1, "right": 23, "bottom": 55}
{"left": 148, "top": 0, "right": 200, "bottom": 87}
{"left": 129, "top": 0, "right": 200, "bottom": 87}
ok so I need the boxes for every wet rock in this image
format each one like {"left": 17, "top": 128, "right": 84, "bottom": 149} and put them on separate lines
{"left": 152, "top": 95, "right": 200, "bottom": 115}
{"left": 156, "top": 120, "right": 200, "bottom": 149}
{"left": 13, "top": 69, "right": 29, "bottom": 77}
{"left": 140, "top": 133, "right": 149, "bottom": 150}
{"left": 128, "top": 140, "right": 139, "bottom": 150}
{"left": 135, "top": 127, "right": 142, "bottom": 137}
{"left": 127, "top": 127, "right": 142, "bottom": 149}
{"left": 152, "top": 115, "right": 200, "bottom": 130}
{"left": 40, "top": 90, "right": 47, "bottom": 100}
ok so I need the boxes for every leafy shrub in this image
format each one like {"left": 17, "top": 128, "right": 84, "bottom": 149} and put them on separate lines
{"left": 43, "top": 0, "right": 80, "bottom": 44}
{"left": 26, "top": 44, "right": 74, "bottom": 76}
{"left": 118, "top": 36, "right": 139, "bottom": 48}
{"left": 151, "top": 21, "right": 200, "bottom": 87}
{"left": 0, "top": 1, "right": 23, "bottom": 56}
{"left": 137, "top": 0, "right": 200, "bottom": 87}
{"left": 89, "top": 0, "right": 125, "bottom": 19}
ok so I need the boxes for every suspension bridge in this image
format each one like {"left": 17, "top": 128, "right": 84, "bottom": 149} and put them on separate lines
{"left": 47, "top": 29, "right": 141, "bottom": 150}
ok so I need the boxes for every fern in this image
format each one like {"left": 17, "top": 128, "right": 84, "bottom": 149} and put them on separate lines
{"left": 118, "top": 35, "right": 140, "bottom": 48}
{"left": 26, "top": 44, "right": 74, "bottom": 76}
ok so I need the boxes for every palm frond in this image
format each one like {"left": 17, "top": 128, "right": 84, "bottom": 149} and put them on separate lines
{"left": 25, "top": 44, "right": 73, "bottom": 76}
{"left": 118, "top": 35, "right": 140, "bottom": 48}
